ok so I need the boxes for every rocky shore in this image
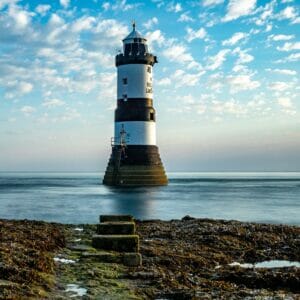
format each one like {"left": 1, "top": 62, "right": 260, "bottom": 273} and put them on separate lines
{"left": 0, "top": 217, "right": 299, "bottom": 299}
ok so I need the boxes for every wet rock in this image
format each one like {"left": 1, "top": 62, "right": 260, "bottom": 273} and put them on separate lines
{"left": 181, "top": 215, "right": 195, "bottom": 221}
{"left": 123, "top": 253, "right": 142, "bottom": 267}
{"left": 133, "top": 218, "right": 300, "bottom": 299}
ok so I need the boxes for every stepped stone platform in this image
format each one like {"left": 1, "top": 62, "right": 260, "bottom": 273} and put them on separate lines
{"left": 103, "top": 165, "right": 168, "bottom": 186}
{"left": 103, "top": 146, "right": 168, "bottom": 186}
{"left": 91, "top": 215, "right": 141, "bottom": 267}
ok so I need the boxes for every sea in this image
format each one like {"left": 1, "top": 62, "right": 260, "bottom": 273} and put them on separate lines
{"left": 0, "top": 172, "right": 299, "bottom": 225}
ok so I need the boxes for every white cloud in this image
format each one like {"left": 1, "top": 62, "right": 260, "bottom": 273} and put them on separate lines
{"left": 266, "top": 68, "right": 297, "bottom": 75}
{"left": 277, "top": 97, "right": 296, "bottom": 115}
{"left": 35, "top": 4, "right": 51, "bottom": 16}
{"left": 60, "top": 0, "right": 70, "bottom": 9}
{"left": 18, "top": 81, "right": 33, "bottom": 94}
{"left": 269, "top": 34, "right": 295, "bottom": 41}
{"left": 0, "top": 0, "right": 17, "bottom": 10}
{"left": 268, "top": 81, "right": 292, "bottom": 92}
{"left": 281, "top": 53, "right": 300, "bottom": 62}
{"left": 253, "top": 0, "right": 275, "bottom": 26}
{"left": 48, "top": 13, "right": 64, "bottom": 27}
{"left": 206, "top": 49, "right": 231, "bottom": 70}
{"left": 223, "top": 0, "right": 257, "bottom": 22}
{"left": 143, "top": 17, "right": 158, "bottom": 29}
{"left": 8, "top": 4, "right": 32, "bottom": 29}
{"left": 276, "top": 6, "right": 297, "bottom": 20}
{"left": 110, "top": 0, "right": 141, "bottom": 11}
{"left": 265, "top": 24, "right": 272, "bottom": 32}
{"left": 185, "top": 27, "right": 206, "bottom": 42}
{"left": 233, "top": 48, "right": 254, "bottom": 64}
{"left": 211, "top": 100, "right": 247, "bottom": 116}
{"left": 42, "top": 98, "right": 65, "bottom": 108}
{"left": 178, "top": 12, "right": 194, "bottom": 22}
{"left": 21, "top": 106, "right": 36, "bottom": 115}
{"left": 227, "top": 75, "right": 260, "bottom": 93}
{"left": 278, "top": 97, "right": 293, "bottom": 108}
{"left": 277, "top": 42, "right": 300, "bottom": 51}
{"left": 93, "top": 19, "right": 128, "bottom": 48}
{"left": 146, "top": 30, "right": 166, "bottom": 50}
{"left": 102, "top": 2, "right": 110, "bottom": 11}
{"left": 222, "top": 32, "right": 247, "bottom": 46}
{"left": 202, "top": 0, "right": 224, "bottom": 7}
{"left": 60, "top": 108, "right": 81, "bottom": 121}
{"left": 163, "top": 45, "right": 193, "bottom": 63}
{"left": 72, "top": 16, "right": 96, "bottom": 32}
{"left": 232, "top": 64, "right": 248, "bottom": 73}
{"left": 275, "top": 6, "right": 300, "bottom": 24}
{"left": 167, "top": 2, "right": 182, "bottom": 13}
{"left": 206, "top": 73, "right": 224, "bottom": 92}
{"left": 156, "top": 77, "right": 171, "bottom": 86}
{"left": 172, "top": 69, "right": 202, "bottom": 87}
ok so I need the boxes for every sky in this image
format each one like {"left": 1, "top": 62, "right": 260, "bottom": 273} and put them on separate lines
{"left": 0, "top": 0, "right": 299, "bottom": 172}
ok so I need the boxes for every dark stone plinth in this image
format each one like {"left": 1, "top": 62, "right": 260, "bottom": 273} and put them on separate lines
{"left": 103, "top": 145, "right": 168, "bottom": 187}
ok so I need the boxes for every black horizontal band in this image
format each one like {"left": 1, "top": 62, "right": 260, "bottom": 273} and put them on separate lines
{"left": 111, "top": 145, "right": 163, "bottom": 165}
{"left": 117, "top": 98, "right": 153, "bottom": 107}
{"left": 116, "top": 53, "right": 157, "bottom": 67}
{"left": 115, "top": 103, "right": 156, "bottom": 122}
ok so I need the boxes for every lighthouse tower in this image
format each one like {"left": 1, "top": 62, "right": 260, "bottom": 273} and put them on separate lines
{"left": 103, "top": 22, "right": 168, "bottom": 186}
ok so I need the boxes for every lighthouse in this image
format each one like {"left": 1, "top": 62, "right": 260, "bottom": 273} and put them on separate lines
{"left": 103, "top": 22, "right": 168, "bottom": 186}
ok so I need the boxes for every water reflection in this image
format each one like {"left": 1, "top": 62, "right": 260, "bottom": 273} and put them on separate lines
{"left": 105, "top": 186, "right": 159, "bottom": 219}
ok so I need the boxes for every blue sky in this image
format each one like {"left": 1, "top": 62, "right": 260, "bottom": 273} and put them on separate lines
{"left": 0, "top": 0, "right": 299, "bottom": 172}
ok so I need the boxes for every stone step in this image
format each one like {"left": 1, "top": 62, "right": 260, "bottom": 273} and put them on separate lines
{"left": 100, "top": 215, "right": 134, "bottom": 223}
{"left": 81, "top": 251, "right": 142, "bottom": 267}
{"left": 97, "top": 222, "right": 135, "bottom": 235}
{"left": 92, "top": 235, "right": 139, "bottom": 252}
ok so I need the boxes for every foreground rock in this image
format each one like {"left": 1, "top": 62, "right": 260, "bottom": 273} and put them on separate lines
{"left": 0, "top": 217, "right": 299, "bottom": 299}
{"left": 0, "top": 219, "right": 65, "bottom": 298}
{"left": 134, "top": 217, "right": 300, "bottom": 299}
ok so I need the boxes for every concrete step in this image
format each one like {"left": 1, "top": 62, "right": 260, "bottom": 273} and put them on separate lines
{"left": 92, "top": 235, "right": 139, "bottom": 252}
{"left": 81, "top": 251, "right": 142, "bottom": 267}
{"left": 100, "top": 215, "right": 133, "bottom": 223}
{"left": 97, "top": 222, "right": 135, "bottom": 235}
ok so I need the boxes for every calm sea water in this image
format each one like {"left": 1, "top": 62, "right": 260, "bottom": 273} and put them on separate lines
{"left": 0, "top": 172, "right": 299, "bottom": 225}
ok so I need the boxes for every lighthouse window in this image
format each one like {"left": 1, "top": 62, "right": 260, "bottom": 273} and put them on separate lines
{"left": 150, "top": 112, "right": 154, "bottom": 121}
{"left": 123, "top": 94, "right": 127, "bottom": 101}
{"left": 147, "top": 66, "right": 151, "bottom": 73}
{"left": 122, "top": 78, "right": 127, "bottom": 85}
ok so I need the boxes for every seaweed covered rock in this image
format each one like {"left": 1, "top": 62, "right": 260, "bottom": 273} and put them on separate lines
{"left": 0, "top": 219, "right": 65, "bottom": 299}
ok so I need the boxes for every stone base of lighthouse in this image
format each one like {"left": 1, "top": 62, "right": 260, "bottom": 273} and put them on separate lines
{"left": 103, "top": 145, "right": 168, "bottom": 186}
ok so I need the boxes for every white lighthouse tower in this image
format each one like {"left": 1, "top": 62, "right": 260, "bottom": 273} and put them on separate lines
{"left": 103, "top": 22, "right": 168, "bottom": 186}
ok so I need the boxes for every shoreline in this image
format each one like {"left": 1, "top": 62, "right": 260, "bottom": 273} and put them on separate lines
{"left": 1, "top": 217, "right": 299, "bottom": 299}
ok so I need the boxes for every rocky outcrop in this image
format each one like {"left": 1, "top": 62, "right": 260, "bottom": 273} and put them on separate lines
{"left": 133, "top": 217, "right": 300, "bottom": 299}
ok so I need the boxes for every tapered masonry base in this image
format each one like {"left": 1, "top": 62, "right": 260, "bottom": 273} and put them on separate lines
{"left": 103, "top": 145, "right": 168, "bottom": 186}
